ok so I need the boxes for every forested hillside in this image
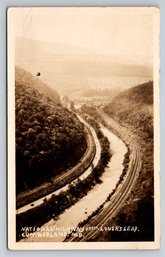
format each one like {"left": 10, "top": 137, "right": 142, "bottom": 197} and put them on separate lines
{"left": 100, "top": 81, "right": 154, "bottom": 241}
{"left": 16, "top": 68, "right": 87, "bottom": 194}
{"left": 15, "top": 67, "right": 60, "bottom": 104}
{"left": 104, "top": 81, "right": 153, "bottom": 139}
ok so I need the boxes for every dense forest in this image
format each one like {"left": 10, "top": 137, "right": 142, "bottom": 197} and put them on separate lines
{"left": 16, "top": 68, "right": 87, "bottom": 194}
{"left": 16, "top": 114, "right": 111, "bottom": 241}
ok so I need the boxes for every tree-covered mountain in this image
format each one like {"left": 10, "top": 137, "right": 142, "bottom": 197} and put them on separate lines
{"left": 15, "top": 68, "right": 87, "bottom": 194}
{"left": 15, "top": 67, "right": 60, "bottom": 104}
{"left": 104, "top": 81, "right": 153, "bottom": 139}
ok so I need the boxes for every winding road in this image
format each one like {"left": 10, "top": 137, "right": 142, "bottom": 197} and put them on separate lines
{"left": 67, "top": 109, "right": 141, "bottom": 242}
{"left": 17, "top": 114, "right": 101, "bottom": 214}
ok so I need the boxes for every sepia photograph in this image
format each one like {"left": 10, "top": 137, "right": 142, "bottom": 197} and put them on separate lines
{"left": 7, "top": 7, "right": 160, "bottom": 250}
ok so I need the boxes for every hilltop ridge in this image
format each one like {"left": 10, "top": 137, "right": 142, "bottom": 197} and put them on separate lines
{"left": 104, "top": 81, "right": 153, "bottom": 139}
{"left": 15, "top": 68, "right": 87, "bottom": 194}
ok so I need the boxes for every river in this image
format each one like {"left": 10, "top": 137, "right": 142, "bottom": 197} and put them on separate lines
{"left": 21, "top": 124, "right": 127, "bottom": 242}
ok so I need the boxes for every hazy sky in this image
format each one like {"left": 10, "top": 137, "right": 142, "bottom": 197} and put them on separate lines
{"left": 11, "top": 7, "right": 155, "bottom": 65}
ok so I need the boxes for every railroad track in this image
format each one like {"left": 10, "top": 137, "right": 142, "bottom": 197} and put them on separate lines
{"left": 16, "top": 114, "right": 98, "bottom": 212}
{"left": 67, "top": 110, "right": 141, "bottom": 242}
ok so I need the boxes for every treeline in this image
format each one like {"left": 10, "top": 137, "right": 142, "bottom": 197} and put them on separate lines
{"left": 16, "top": 73, "right": 87, "bottom": 194}
{"left": 80, "top": 104, "right": 106, "bottom": 125}
{"left": 16, "top": 126, "right": 96, "bottom": 209}
{"left": 15, "top": 67, "right": 60, "bottom": 104}
{"left": 16, "top": 116, "right": 111, "bottom": 241}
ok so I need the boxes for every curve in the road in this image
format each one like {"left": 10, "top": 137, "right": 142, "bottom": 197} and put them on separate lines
{"left": 17, "top": 115, "right": 101, "bottom": 214}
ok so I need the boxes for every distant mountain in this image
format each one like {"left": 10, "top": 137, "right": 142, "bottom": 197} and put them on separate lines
{"left": 15, "top": 37, "right": 153, "bottom": 94}
{"left": 16, "top": 37, "right": 98, "bottom": 58}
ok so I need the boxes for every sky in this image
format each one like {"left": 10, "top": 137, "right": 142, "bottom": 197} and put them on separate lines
{"left": 10, "top": 7, "right": 155, "bottom": 66}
